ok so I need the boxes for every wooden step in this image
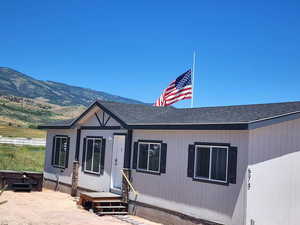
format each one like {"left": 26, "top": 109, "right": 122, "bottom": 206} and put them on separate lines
{"left": 78, "top": 191, "right": 128, "bottom": 217}
{"left": 92, "top": 199, "right": 123, "bottom": 203}
{"left": 96, "top": 211, "right": 128, "bottom": 216}
{"left": 94, "top": 205, "right": 126, "bottom": 209}
{"left": 80, "top": 192, "right": 121, "bottom": 199}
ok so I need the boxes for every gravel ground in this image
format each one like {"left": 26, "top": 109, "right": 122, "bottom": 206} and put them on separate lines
{"left": 0, "top": 189, "right": 160, "bottom": 225}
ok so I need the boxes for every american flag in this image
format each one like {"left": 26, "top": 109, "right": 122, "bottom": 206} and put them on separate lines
{"left": 154, "top": 69, "right": 192, "bottom": 107}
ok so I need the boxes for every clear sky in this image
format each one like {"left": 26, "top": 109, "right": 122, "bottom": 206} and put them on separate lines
{"left": 1, "top": 1, "right": 300, "bottom": 108}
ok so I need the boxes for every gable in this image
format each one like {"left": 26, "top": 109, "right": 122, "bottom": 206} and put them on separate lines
{"left": 75, "top": 106, "right": 121, "bottom": 128}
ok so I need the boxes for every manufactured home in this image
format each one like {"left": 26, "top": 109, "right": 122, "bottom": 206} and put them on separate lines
{"left": 40, "top": 100, "right": 300, "bottom": 225}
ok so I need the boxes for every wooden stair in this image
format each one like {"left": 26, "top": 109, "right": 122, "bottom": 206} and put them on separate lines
{"left": 78, "top": 192, "right": 127, "bottom": 216}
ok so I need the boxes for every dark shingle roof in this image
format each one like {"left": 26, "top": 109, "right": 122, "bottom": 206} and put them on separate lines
{"left": 39, "top": 118, "right": 76, "bottom": 128}
{"left": 99, "top": 100, "right": 300, "bottom": 124}
{"left": 39, "top": 100, "right": 300, "bottom": 129}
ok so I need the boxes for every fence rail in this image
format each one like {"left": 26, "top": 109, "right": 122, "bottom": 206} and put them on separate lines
{"left": 0, "top": 137, "right": 45, "bottom": 146}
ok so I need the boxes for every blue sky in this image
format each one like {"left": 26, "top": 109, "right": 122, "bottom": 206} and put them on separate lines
{"left": 1, "top": 1, "right": 300, "bottom": 108}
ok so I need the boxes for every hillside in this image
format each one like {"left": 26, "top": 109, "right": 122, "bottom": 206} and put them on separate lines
{"left": 0, "top": 67, "right": 142, "bottom": 106}
{"left": 0, "top": 95, "right": 85, "bottom": 128}
{"left": 0, "top": 67, "right": 143, "bottom": 132}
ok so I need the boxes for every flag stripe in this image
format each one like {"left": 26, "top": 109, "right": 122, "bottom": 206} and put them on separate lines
{"left": 165, "top": 95, "right": 192, "bottom": 106}
{"left": 165, "top": 91, "right": 193, "bottom": 102}
{"left": 165, "top": 89, "right": 192, "bottom": 100}
{"left": 165, "top": 84, "right": 192, "bottom": 95}
{"left": 164, "top": 86, "right": 192, "bottom": 98}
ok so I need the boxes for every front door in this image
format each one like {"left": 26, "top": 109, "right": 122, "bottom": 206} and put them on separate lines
{"left": 111, "top": 134, "right": 126, "bottom": 191}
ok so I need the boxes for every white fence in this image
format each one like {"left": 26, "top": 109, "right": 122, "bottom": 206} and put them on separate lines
{"left": 0, "top": 137, "right": 46, "bottom": 146}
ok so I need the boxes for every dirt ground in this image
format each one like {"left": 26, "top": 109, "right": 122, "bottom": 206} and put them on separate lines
{"left": 0, "top": 189, "right": 161, "bottom": 225}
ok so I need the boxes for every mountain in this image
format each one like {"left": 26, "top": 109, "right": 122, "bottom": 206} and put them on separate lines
{"left": 0, "top": 67, "right": 143, "bottom": 128}
{"left": 0, "top": 67, "right": 142, "bottom": 106}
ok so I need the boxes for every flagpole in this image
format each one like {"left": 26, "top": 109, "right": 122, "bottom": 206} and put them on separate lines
{"left": 191, "top": 51, "right": 196, "bottom": 108}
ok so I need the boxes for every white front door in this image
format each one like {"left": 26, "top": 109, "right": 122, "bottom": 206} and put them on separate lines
{"left": 111, "top": 135, "right": 126, "bottom": 190}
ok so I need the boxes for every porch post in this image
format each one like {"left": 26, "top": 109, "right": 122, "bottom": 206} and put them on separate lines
{"left": 122, "top": 129, "right": 133, "bottom": 202}
{"left": 71, "top": 128, "right": 81, "bottom": 196}
{"left": 71, "top": 161, "right": 79, "bottom": 196}
{"left": 122, "top": 168, "right": 131, "bottom": 203}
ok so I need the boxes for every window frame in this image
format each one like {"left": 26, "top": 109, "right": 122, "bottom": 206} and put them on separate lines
{"left": 84, "top": 136, "right": 103, "bottom": 175}
{"left": 52, "top": 135, "right": 68, "bottom": 168}
{"left": 137, "top": 141, "right": 161, "bottom": 174}
{"left": 194, "top": 144, "right": 229, "bottom": 184}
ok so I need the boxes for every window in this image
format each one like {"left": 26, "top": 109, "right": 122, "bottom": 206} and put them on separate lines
{"left": 137, "top": 142, "right": 161, "bottom": 173}
{"left": 52, "top": 136, "right": 69, "bottom": 168}
{"left": 84, "top": 137, "right": 102, "bottom": 174}
{"left": 132, "top": 140, "right": 167, "bottom": 175}
{"left": 194, "top": 145, "right": 228, "bottom": 183}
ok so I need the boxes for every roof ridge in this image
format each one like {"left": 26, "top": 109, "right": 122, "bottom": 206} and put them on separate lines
{"left": 95, "top": 99, "right": 176, "bottom": 109}
{"left": 175, "top": 100, "right": 300, "bottom": 110}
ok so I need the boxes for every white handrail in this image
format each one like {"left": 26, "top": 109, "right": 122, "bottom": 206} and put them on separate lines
{"left": 120, "top": 169, "right": 138, "bottom": 196}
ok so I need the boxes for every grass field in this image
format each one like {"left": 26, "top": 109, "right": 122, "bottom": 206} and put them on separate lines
{"left": 0, "top": 144, "right": 45, "bottom": 172}
{"left": 0, "top": 125, "right": 46, "bottom": 138}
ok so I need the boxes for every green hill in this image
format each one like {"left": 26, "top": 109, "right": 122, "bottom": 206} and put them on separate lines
{"left": 0, "top": 67, "right": 142, "bottom": 106}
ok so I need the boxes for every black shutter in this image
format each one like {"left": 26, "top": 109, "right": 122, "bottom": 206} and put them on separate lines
{"left": 228, "top": 146, "right": 238, "bottom": 184}
{"left": 132, "top": 142, "right": 138, "bottom": 169}
{"left": 160, "top": 143, "right": 167, "bottom": 174}
{"left": 51, "top": 136, "right": 56, "bottom": 165}
{"left": 100, "top": 138, "right": 106, "bottom": 175}
{"left": 81, "top": 138, "right": 86, "bottom": 171}
{"left": 64, "top": 137, "right": 70, "bottom": 168}
{"left": 187, "top": 144, "right": 195, "bottom": 178}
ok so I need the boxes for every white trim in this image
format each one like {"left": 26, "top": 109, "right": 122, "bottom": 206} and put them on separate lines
{"left": 137, "top": 142, "right": 161, "bottom": 174}
{"left": 84, "top": 137, "right": 102, "bottom": 174}
{"left": 194, "top": 145, "right": 229, "bottom": 183}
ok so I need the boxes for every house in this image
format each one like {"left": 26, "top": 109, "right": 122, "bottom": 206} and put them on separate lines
{"left": 40, "top": 100, "right": 300, "bottom": 225}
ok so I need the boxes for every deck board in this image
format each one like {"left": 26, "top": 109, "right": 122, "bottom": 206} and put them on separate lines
{"left": 80, "top": 192, "right": 121, "bottom": 198}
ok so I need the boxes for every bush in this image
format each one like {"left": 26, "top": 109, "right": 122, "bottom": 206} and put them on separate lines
{"left": 28, "top": 124, "right": 38, "bottom": 129}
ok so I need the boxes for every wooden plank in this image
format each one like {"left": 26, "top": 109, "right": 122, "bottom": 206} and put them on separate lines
{"left": 80, "top": 192, "right": 121, "bottom": 198}
{"left": 96, "top": 211, "right": 127, "bottom": 215}
{"left": 94, "top": 205, "right": 126, "bottom": 209}
{"left": 92, "top": 199, "right": 123, "bottom": 203}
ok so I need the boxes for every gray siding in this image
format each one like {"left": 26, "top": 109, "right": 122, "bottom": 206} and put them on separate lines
{"left": 247, "top": 118, "right": 300, "bottom": 225}
{"left": 44, "top": 129, "right": 77, "bottom": 185}
{"left": 130, "top": 130, "right": 249, "bottom": 225}
{"left": 78, "top": 129, "right": 127, "bottom": 191}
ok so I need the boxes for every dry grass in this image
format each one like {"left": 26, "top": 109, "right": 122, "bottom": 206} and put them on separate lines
{"left": 0, "top": 125, "right": 45, "bottom": 138}
{"left": 0, "top": 95, "right": 86, "bottom": 128}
